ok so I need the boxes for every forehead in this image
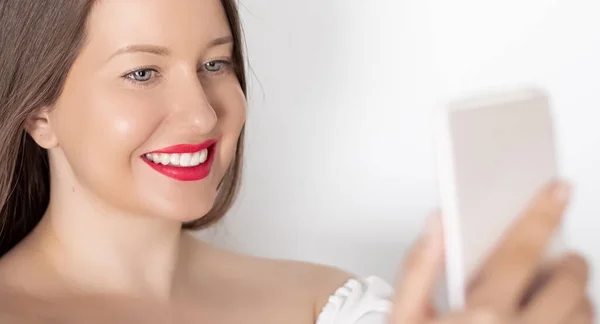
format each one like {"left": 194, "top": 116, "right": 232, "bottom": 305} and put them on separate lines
{"left": 86, "top": 0, "right": 231, "bottom": 54}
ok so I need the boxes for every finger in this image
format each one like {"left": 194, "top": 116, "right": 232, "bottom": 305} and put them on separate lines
{"left": 517, "top": 266, "right": 553, "bottom": 309}
{"left": 561, "top": 297, "right": 594, "bottom": 324}
{"left": 519, "top": 253, "right": 589, "bottom": 324}
{"left": 468, "top": 181, "right": 571, "bottom": 314}
{"left": 391, "top": 213, "right": 444, "bottom": 323}
{"left": 424, "top": 301, "right": 438, "bottom": 318}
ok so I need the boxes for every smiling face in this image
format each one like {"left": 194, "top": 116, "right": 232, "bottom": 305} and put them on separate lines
{"left": 29, "top": 0, "right": 246, "bottom": 222}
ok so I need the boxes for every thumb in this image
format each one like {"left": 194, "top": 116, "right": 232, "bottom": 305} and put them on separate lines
{"left": 390, "top": 213, "right": 444, "bottom": 324}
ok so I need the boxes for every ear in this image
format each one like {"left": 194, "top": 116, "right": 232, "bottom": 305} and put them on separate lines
{"left": 25, "top": 107, "right": 58, "bottom": 149}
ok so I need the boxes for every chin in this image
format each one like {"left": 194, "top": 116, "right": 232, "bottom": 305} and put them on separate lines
{"left": 142, "top": 191, "right": 218, "bottom": 223}
{"left": 154, "top": 204, "right": 215, "bottom": 224}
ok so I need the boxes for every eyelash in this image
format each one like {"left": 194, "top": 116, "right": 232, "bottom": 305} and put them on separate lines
{"left": 121, "top": 59, "right": 235, "bottom": 87}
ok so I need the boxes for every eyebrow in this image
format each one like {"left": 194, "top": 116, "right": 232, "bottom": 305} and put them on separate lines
{"left": 106, "top": 36, "right": 234, "bottom": 62}
{"left": 209, "top": 36, "right": 234, "bottom": 47}
{"left": 107, "top": 44, "right": 171, "bottom": 61}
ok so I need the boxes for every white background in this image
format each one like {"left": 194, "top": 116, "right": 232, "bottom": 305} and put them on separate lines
{"left": 200, "top": 0, "right": 600, "bottom": 302}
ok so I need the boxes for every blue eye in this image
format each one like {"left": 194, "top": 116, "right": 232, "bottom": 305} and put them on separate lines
{"left": 204, "top": 61, "right": 224, "bottom": 72}
{"left": 126, "top": 69, "right": 154, "bottom": 82}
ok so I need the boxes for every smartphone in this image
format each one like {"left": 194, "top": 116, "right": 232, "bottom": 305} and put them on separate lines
{"left": 433, "top": 87, "right": 565, "bottom": 311}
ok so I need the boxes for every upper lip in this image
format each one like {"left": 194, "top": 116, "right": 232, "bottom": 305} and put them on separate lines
{"left": 145, "top": 139, "right": 217, "bottom": 155}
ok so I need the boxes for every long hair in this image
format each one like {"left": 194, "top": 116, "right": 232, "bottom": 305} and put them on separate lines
{"left": 0, "top": 0, "right": 247, "bottom": 256}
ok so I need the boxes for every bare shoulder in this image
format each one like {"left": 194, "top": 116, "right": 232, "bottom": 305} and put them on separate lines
{"left": 259, "top": 256, "right": 354, "bottom": 300}
{"left": 187, "top": 236, "right": 354, "bottom": 318}
{"left": 235, "top": 253, "right": 355, "bottom": 318}
{"left": 281, "top": 259, "right": 356, "bottom": 317}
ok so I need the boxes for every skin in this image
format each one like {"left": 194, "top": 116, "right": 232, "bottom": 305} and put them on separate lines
{"left": 0, "top": 0, "right": 593, "bottom": 323}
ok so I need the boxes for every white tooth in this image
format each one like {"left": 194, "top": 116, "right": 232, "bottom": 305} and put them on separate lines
{"left": 180, "top": 153, "right": 192, "bottom": 167}
{"left": 169, "top": 153, "right": 180, "bottom": 166}
{"left": 190, "top": 152, "right": 201, "bottom": 166}
{"left": 198, "top": 149, "right": 208, "bottom": 163}
{"left": 145, "top": 153, "right": 152, "bottom": 159}
{"left": 152, "top": 154, "right": 161, "bottom": 163}
{"left": 160, "top": 153, "right": 170, "bottom": 165}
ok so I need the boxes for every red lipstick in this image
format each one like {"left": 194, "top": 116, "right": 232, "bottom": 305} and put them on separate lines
{"left": 142, "top": 140, "right": 217, "bottom": 182}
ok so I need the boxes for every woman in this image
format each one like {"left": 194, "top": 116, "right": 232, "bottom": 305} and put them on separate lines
{"left": 0, "top": 0, "right": 592, "bottom": 323}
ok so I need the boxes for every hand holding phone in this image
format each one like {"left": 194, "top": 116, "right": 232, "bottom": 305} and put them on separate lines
{"left": 433, "top": 88, "right": 566, "bottom": 311}
{"left": 391, "top": 182, "right": 592, "bottom": 324}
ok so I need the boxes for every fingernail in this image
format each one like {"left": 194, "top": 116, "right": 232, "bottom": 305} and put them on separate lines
{"left": 552, "top": 182, "right": 571, "bottom": 203}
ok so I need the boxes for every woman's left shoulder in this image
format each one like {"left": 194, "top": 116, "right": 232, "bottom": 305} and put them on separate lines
{"left": 248, "top": 258, "right": 359, "bottom": 321}
{"left": 280, "top": 259, "right": 355, "bottom": 293}
{"left": 233, "top": 253, "right": 356, "bottom": 302}
{"left": 250, "top": 258, "right": 395, "bottom": 323}
{"left": 187, "top": 239, "right": 393, "bottom": 323}
{"left": 277, "top": 260, "right": 356, "bottom": 314}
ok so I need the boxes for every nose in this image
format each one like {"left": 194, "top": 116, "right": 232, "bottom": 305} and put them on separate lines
{"left": 170, "top": 75, "right": 218, "bottom": 135}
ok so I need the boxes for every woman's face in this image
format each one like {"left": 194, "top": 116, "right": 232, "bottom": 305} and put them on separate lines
{"left": 43, "top": 0, "right": 246, "bottom": 221}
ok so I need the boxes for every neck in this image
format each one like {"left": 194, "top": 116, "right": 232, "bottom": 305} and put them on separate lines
{"left": 30, "top": 177, "right": 184, "bottom": 300}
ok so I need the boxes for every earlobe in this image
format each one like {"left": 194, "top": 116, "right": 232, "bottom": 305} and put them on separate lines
{"left": 25, "top": 108, "right": 58, "bottom": 149}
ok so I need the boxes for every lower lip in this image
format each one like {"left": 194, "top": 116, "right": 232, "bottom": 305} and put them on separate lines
{"left": 142, "top": 146, "right": 216, "bottom": 182}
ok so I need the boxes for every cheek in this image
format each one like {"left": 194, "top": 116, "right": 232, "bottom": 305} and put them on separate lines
{"left": 51, "top": 88, "right": 164, "bottom": 178}
{"left": 99, "top": 93, "right": 164, "bottom": 154}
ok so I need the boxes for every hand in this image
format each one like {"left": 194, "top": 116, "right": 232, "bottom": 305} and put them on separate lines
{"left": 389, "top": 181, "right": 594, "bottom": 324}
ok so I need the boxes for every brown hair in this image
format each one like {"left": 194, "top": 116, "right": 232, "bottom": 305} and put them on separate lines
{"left": 0, "top": 0, "right": 247, "bottom": 256}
